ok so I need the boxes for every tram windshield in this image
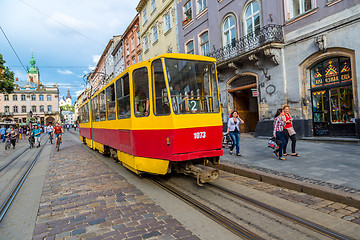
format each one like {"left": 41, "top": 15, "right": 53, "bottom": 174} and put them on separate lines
{"left": 164, "top": 58, "right": 220, "bottom": 114}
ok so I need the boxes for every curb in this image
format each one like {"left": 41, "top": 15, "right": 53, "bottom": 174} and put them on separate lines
{"left": 209, "top": 161, "right": 360, "bottom": 209}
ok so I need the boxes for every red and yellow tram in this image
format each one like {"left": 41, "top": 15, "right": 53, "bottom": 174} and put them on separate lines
{"left": 78, "top": 53, "right": 223, "bottom": 184}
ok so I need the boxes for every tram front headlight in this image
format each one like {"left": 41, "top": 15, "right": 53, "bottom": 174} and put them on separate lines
{"left": 166, "top": 137, "right": 171, "bottom": 145}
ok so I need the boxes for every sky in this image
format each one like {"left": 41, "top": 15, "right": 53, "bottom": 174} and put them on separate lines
{"left": 0, "top": 0, "right": 139, "bottom": 103}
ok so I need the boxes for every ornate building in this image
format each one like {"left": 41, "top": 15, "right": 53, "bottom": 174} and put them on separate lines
{"left": 0, "top": 54, "right": 60, "bottom": 125}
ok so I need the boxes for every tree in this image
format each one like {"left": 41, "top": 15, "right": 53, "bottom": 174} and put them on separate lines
{"left": 60, "top": 104, "right": 75, "bottom": 113}
{"left": 0, "top": 54, "right": 15, "bottom": 94}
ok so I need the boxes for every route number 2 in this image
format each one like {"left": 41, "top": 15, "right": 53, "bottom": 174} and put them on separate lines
{"left": 194, "top": 132, "right": 206, "bottom": 139}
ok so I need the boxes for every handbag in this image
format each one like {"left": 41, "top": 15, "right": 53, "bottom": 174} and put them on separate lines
{"left": 286, "top": 126, "right": 296, "bottom": 136}
{"left": 268, "top": 137, "right": 281, "bottom": 150}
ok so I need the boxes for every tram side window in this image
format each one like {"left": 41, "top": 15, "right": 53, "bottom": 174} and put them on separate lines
{"left": 133, "top": 67, "right": 150, "bottom": 117}
{"left": 92, "top": 96, "right": 100, "bottom": 122}
{"left": 116, "top": 73, "right": 131, "bottom": 119}
{"left": 84, "top": 102, "right": 89, "bottom": 123}
{"left": 152, "top": 59, "right": 170, "bottom": 115}
{"left": 99, "top": 91, "right": 106, "bottom": 121}
{"left": 106, "top": 84, "right": 116, "bottom": 120}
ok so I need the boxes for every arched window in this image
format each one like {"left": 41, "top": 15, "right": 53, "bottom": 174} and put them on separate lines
{"left": 222, "top": 15, "right": 236, "bottom": 47}
{"left": 245, "top": 1, "right": 260, "bottom": 36}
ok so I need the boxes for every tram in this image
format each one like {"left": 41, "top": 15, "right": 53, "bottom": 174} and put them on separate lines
{"left": 78, "top": 53, "right": 223, "bottom": 184}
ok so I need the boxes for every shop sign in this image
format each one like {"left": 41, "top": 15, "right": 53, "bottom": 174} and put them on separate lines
{"left": 251, "top": 88, "right": 258, "bottom": 97}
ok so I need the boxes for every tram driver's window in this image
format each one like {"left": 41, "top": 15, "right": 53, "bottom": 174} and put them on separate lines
{"left": 152, "top": 59, "right": 170, "bottom": 115}
{"left": 133, "top": 67, "right": 150, "bottom": 117}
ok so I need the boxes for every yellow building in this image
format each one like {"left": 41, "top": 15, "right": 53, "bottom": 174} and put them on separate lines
{"left": 136, "top": 0, "right": 178, "bottom": 61}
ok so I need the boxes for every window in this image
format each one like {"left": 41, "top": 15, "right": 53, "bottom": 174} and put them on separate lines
{"left": 126, "top": 44, "right": 129, "bottom": 56}
{"left": 137, "top": 31, "right": 141, "bottom": 46}
{"left": 39, "top": 95, "right": 44, "bottom": 101}
{"left": 165, "top": 59, "right": 220, "bottom": 114}
{"left": 200, "top": 31, "right": 209, "bottom": 56}
{"left": 40, "top": 105, "right": 44, "bottom": 112}
{"left": 245, "top": 1, "right": 260, "bottom": 35}
{"left": 13, "top": 106, "right": 18, "bottom": 113}
{"left": 106, "top": 84, "right": 116, "bottom": 120}
{"left": 197, "top": 0, "right": 207, "bottom": 13}
{"left": 143, "top": 7, "right": 147, "bottom": 24}
{"left": 22, "top": 106, "right": 26, "bottom": 113}
{"left": 153, "top": 26, "right": 158, "bottom": 43}
{"left": 223, "top": 15, "right": 236, "bottom": 47}
{"left": 4, "top": 95, "right": 9, "bottom": 101}
{"left": 131, "top": 37, "right": 135, "bottom": 51}
{"left": 152, "top": 59, "right": 170, "bottom": 115}
{"left": 47, "top": 95, "right": 51, "bottom": 101}
{"left": 133, "top": 68, "right": 150, "bottom": 117}
{"left": 31, "top": 95, "right": 36, "bottom": 101}
{"left": 184, "top": 1, "right": 192, "bottom": 21}
{"left": 92, "top": 95, "right": 99, "bottom": 122}
{"left": 116, "top": 73, "right": 130, "bottom": 119}
{"left": 4, "top": 106, "right": 9, "bottom": 113}
{"left": 138, "top": 53, "right": 142, "bottom": 62}
{"left": 99, "top": 90, "right": 106, "bottom": 121}
{"left": 21, "top": 94, "right": 26, "bottom": 101}
{"left": 32, "top": 106, "right": 37, "bottom": 113}
{"left": 144, "top": 36, "right": 149, "bottom": 51}
{"left": 48, "top": 105, "right": 52, "bottom": 112}
{"left": 151, "top": 0, "right": 156, "bottom": 12}
{"left": 186, "top": 40, "right": 194, "bottom": 54}
{"left": 133, "top": 57, "right": 136, "bottom": 65}
{"left": 164, "top": 12, "right": 171, "bottom": 33}
{"left": 84, "top": 103, "right": 89, "bottom": 123}
{"left": 287, "top": 0, "right": 313, "bottom": 20}
{"left": 13, "top": 95, "right": 17, "bottom": 101}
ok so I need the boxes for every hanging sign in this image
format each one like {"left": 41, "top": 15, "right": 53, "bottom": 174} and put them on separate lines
{"left": 251, "top": 88, "right": 258, "bottom": 97}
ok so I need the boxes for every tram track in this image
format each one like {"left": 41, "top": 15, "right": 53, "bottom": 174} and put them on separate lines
{"left": 149, "top": 175, "right": 356, "bottom": 240}
{"left": 0, "top": 137, "right": 47, "bottom": 223}
{"left": 148, "top": 176, "right": 264, "bottom": 240}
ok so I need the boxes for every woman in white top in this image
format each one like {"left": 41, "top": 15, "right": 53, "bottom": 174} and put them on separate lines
{"left": 226, "top": 111, "right": 244, "bottom": 156}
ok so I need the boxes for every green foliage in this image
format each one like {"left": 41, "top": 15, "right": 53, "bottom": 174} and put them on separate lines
{"left": 0, "top": 54, "right": 15, "bottom": 94}
{"left": 60, "top": 104, "right": 75, "bottom": 112}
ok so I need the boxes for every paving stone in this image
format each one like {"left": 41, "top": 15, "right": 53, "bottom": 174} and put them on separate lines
{"left": 32, "top": 134, "right": 198, "bottom": 239}
{"left": 142, "top": 230, "right": 162, "bottom": 239}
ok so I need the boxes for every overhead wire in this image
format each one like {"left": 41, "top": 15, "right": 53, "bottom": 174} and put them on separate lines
{"left": 18, "top": 0, "right": 105, "bottom": 48}
{"left": 0, "top": 26, "right": 27, "bottom": 73}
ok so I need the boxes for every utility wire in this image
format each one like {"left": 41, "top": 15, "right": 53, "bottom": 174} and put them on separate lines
{"left": 19, "top": 0, "right": 105, "bottom": 47}
{"left": 0, "top": 26, "right": 27, "bottom": 73}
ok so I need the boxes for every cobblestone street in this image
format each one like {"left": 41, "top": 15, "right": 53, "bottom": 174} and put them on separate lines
{"left": 32, "top": 134, "right": 198, "bottom": 240}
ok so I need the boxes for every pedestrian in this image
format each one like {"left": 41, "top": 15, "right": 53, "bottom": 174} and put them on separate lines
{"left": 19, "top": 127, "right": 23, "bottom": 140}
{"left": 26, "top": 126, "right": 31, "bottom": 137}
{"left": 23, "top": 127, "right": 27, "bottom": 140}
{"left": 15, "top": 127, "right": 19, "bottom": 143}
{"left": 0, "top": 125, "right": 6, "bottom": 142}
{"left": 226, "top": 110, "right": 244, "bottom": 156}
{"left": 5, "top": 127, "right": 18, "bottom": 149}
{"left": 32, "top": 125, "right": 42, "bottom": 147}
{"left": 282, "top": 105, "right": 300, "bottom": 157}
{"left": 273, "top": 108, "right": 287, "bottom": 161}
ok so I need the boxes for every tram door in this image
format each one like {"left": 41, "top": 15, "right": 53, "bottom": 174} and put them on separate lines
{"left": 232, "top": 89, "right": 259, "bottom": 132}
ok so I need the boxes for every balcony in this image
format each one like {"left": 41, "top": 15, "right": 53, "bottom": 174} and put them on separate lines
{"left": 208, "top": 24, "right": 283, "bottom": 65}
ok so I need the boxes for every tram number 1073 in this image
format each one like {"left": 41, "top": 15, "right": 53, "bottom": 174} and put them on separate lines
{"left": 194, "top": 131, "right": 206, "bottom": 139}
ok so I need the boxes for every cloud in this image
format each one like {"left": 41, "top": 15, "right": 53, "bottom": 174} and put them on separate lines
{"left": 57, "top": 69, "right": 73, "bottom": 75}
{"left": 92, "top": 55, "right": 100, "bottom": 64}
{"left": 75, "top": 89, "right": 84, "bottom": 97}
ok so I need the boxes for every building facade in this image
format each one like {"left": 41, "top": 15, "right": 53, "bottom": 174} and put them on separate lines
{"left": 177, "top": 0, "right": 360, "bottom": 139}
{"left": 123, "top": 14, "right": 142, "bottom": 69}
{"left": 137, "top": 0, "right": 178, "bottom": 60}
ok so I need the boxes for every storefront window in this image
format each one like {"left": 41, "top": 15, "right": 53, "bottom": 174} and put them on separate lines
{"left": 330, "top": 86, "right": 354, "bottom": 123}
{"left": 310, "top": 57, "right": 355, "bottom": 136}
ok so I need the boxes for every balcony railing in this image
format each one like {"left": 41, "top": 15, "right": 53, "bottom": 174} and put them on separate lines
{"left": 208, "top": 24, "right": 283, "bottom": 64}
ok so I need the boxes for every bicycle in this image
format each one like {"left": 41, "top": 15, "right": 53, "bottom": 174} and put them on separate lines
{"left": 55, "top": 136, "right": 61, "bottom": 151}
{"left": 49, "top": 133, "right": 53, "bottom": 144}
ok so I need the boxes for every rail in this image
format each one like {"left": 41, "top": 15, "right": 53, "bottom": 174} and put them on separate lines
{"left": 207, "top": 24, "right": 283, "bottom": 63}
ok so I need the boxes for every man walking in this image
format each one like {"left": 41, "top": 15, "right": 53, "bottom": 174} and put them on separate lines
{"left": 32, "top": 125, "right": 42, "bottom": 148}
{"left": 0, "top": 125, "right": 6, "bottom": 142}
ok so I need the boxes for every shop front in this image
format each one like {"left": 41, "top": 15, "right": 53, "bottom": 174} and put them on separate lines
{"left": 310, "top": 57, "right": 356, "bottom": 136}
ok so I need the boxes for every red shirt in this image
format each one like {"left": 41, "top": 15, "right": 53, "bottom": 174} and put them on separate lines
{"left": 54, "top": 126, "right": 63, "bottom": 134}
{"left": 284, "top": 113, "right": 293, "bottom": 129}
